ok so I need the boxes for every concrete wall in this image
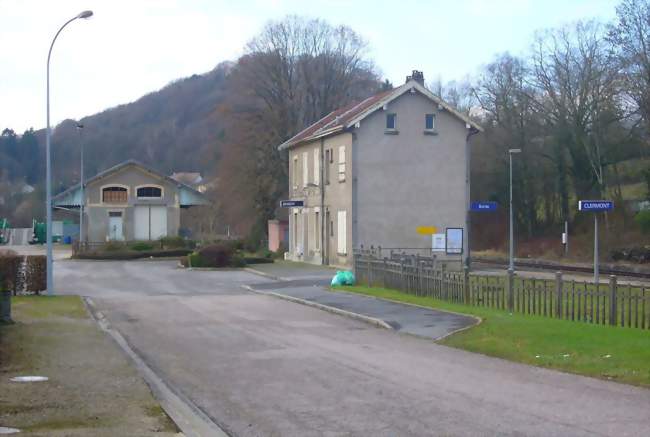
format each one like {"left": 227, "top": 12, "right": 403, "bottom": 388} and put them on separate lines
{"left": 323, "top": 133, "right": 353, "bottom": 267}
{"left": 267, "top": 219, "right": 288, "bottom": 252}
{"left": 84, "top": 165, "right": 181, "bottom": 242}
{"left": 286, "top": 132, "right": 353, "bottom": 267}
{"left": 354, "top": 90, "right": 471, "bottom": 263}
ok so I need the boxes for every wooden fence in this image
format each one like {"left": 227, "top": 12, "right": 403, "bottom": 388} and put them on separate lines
{"left": 353, "top": 251, "right": 650, "bottom": 329}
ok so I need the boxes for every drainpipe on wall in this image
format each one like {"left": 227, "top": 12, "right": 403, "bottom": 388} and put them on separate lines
{"left": 465, "top": 128, "right": 480, "bottom": 269}
{"left": 320, "top": 137, "right": 325, "bottom": 265}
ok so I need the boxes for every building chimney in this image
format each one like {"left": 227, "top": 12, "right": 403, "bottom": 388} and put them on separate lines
{"left": 406, "top": 70, "right": 424, "bottom": 86}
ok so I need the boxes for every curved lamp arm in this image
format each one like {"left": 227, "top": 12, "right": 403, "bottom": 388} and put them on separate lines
{"left": 45, "top": 10, "right": 93, "bottom": 296}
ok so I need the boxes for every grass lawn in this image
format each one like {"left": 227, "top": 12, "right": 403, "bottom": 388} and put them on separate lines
{"left": 9, "top": 295, "right": 87, "bottom": 320}
{"left": 334, "top": 285, "right": 650, "bottom": 387}
{"left": 1, "top": 295, "right": 178, "bottom": 435}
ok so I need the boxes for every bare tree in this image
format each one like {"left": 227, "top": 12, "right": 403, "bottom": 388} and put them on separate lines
{"left": 474, "top": 54, "right": 547, "bottom": 233}
{"left": 217, "top": 16, "right": 380, "bottom": 243}
{"left": 529, "top": 21, "right": 623, "bottom": 200}
{"left": 609, "top": 0, "right": 650, "bottom": 142}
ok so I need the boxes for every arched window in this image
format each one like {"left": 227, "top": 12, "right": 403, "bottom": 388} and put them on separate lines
{"left": 102, "top": 186, "right": 127, "bottom": 203}
{"left": 137, "top": 186, "right": 162, "bottom": 198}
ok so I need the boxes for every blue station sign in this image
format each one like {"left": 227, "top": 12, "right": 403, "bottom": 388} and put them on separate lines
{"left": 280, "top": 200, "right": 304, "bottom": 208}
{"left": 578, "top": 200, "right": 614, "bottom": 212}
{"left": 470, "top": 201, "right": 498, "bottom": 212}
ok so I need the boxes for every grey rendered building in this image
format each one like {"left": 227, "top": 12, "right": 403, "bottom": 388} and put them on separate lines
{"left": 278, "top": 71, "right": 482, "bottom": 267}
{"left": 53, "top": 160, "right": 207, "bottom": 242}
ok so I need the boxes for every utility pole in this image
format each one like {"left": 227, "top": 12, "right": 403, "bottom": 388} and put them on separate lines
{"left": 45, "top": 10, "right": 93, "bottom": 296}
{"left": 508, "top": 148, "right": 521, "bottom": 271}
{"left": 77, "top": 123, "right": 84, "bottom": 244}
{"left": 594, "top": 214, "right": 599, "bottom": 284}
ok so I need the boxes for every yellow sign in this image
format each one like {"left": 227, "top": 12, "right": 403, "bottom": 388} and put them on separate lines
{"left": 416, "top": 226, "right": 438, "bottom": 235}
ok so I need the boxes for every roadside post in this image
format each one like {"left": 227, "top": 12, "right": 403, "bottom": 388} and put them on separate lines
{"left": 578, "top": 200, "right": 614, "bottom": 284}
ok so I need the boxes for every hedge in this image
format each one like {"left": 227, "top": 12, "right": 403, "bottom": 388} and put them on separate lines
{"left": 0, "top": 251, "right": 46, "bottom": 295}
{"left": 0, "top": 251, "right": 22, "bottom": 293}
{"left": 25, "top": 256, "right": 47, "bottom": 292}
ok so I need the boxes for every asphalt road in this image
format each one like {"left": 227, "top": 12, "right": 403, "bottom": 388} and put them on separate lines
{"left": 248, "top": 279, "right": 477, "bottom": 339}
{"left": 55, "top": 259, "right": 650, "bottom": 437}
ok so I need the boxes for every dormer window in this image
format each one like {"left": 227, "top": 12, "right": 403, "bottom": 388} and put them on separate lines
{"left": 137, "top": 186, "right": 162, "bottom": 198}
{"left": 102, "top": 186, "right": 127, "bottom": 203}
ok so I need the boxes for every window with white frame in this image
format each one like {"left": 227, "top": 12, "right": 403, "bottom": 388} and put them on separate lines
{"left": 136, "top": 186, "right": 162, "bottom": 198}
{"left": 302, "top": 152, "right": 309, "bottom": 187}
{"left": 337, "top": 210, "right": 347, "bottom": 255}
{"left": 315, "top": 211, "right": 320, "bottom": 250}
{"left": 338, "top": 146, "right": 346, "bottom": 182}
{"left": 292, "top": 156, "right": 298, "bottom": 189}
{"left": 425, "top": 113, "right": 436, "bottom": 131}
{"left": 325, "top": 149, "right": 330, "bottom": 184}
{"left": 386, "top": 113, "right": 397, "bottom": 130}
{"left": 313, "top": 148, "right": 320, "bottom": 186}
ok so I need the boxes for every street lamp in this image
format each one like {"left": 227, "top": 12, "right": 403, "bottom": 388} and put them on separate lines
{"left": 508, "top": 148, "right": 521, "bottom": 272}
{"left": 76, "top": 123, "right": 84, "bottom": 245}
{"left": 45, "top": 10, "right": 93, "bottom": 296}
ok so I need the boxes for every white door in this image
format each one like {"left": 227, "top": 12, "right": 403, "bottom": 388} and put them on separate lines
{"left": 108, "top": 212, "right": 124, "bottom": 241}
{"left": 150, "top": 206, "right": 167, "bottom": 240}
{"left": 134, "top": 206, "right": 149, "bottom": 240}
{"left": 134, "top": 206, "right": 168, "bottom": 240}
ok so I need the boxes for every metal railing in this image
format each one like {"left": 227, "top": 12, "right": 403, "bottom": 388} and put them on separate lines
{"left": 353, "top": 251, "right": 650, "bottom": 329}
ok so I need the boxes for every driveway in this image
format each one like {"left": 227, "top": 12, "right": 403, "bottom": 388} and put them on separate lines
{"left": 55, "top": 259, "right": 650, "bottom": 436}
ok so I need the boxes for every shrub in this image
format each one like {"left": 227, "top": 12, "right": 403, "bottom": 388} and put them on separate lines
{"left": 274, "top": 242, "right": 287, "bottom": 259}
{"left": 197, "top": 244, "right": 235, "bottom": 267}
{"left": 182, "top": 253, "right": 206, "bottom": 267}
{"left": 231, "top": 254, "right": 246, "bottom": 267}
{"left": 258, "top": 248, "right": 274, "bottom": 259}
{"left": 24, "top": 256, "right": 46, "bottom": 294}
{"left": 130, "top": 241, "right": 155, "bottom": 251}
{"left": 0, "top": 251, "right": 22, "bottom": 294}
{"left": 243, "top": 256, "right": 273, "bottom": 264}
{"left": 160, "top": 236, "right": 191, "bottom": 249}
{"left": 635, "top": 210, "right": 650, "bottom": 234}
{"left": 104, "top": 241, "right": 126, "bottom": 251}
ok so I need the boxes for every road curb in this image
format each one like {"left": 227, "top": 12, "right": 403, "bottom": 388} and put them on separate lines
{"left": 329, "top": 287, "right": 482, "bottom": 341}
{"left": 241, "top": 285, "right": 393, "bottom": 330}
{"left": 83, "top": 297, "right": 229, "bottom": 437}
{"left": 243, "top": 267, "right": 291, "bottom": 281}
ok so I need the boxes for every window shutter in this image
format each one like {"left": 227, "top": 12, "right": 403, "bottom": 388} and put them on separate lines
{"left": 302, "top": 152, "right": 309, "bottom": 187}
{"left": 313, "top": 148, "right": 320, "bottom": 185}
{"left": 337, "top": 210, "right": 347, "bottom": 255}
{"left": 338, "top": 146, "right": 346, "bottom": 182}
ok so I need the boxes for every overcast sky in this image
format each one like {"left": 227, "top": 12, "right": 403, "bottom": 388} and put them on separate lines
{"left": 0, "top": 0, "right": 618, "bottom": 133}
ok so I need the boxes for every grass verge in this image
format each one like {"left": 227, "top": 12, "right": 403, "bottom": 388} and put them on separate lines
{"left": 334, "top": 285, "right": 650, "bottom": 387}
{"left": 1, "top": 295, "right": 178, "bottom": 435}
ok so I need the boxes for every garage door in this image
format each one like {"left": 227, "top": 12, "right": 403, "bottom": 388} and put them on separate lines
{"left": 134, "top": 206, "right": 168, "bottom": 240}
{"left": 150, "top": 206, "right": 167, "bottom": 240}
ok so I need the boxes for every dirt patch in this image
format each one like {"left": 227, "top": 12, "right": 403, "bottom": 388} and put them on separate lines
{"left": 0, "top": 296, "right": 179, "bottom": 436}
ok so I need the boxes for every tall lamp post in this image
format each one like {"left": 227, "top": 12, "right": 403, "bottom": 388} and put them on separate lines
{"left": 76, "top": 123, "right": 85, "bottom": 245}
{"left": 46, "top": 10, "right": 93, "bottom": 296}
{"left": 508, "top": 148, "right": 521, "bottom": 271}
